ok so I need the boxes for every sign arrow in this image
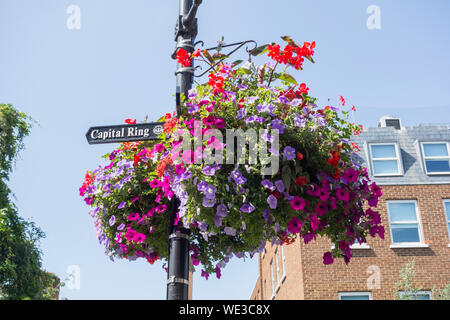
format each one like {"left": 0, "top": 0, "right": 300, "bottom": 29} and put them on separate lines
{"left": 86, "top": 122, "right": 165, "bottom": 145}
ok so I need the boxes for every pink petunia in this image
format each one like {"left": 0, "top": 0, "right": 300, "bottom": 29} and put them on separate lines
{"left": 323, "top": 252, "right": 334, "bottom": 265}
{"left": 310, "top": 214, "right": 320, "bottom": 231}
{"left": 290, "top": 196, "right": 306, "bottom": 211}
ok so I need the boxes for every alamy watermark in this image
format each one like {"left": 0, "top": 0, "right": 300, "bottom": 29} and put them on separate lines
{"left": 171, "top": 120, "right": 280, "bottom": 175}
{"left": 67, "top": 5, "right": 81, "bottom": 30}
{"left": 366, "top": 5, "right": 381, "bottom": 30}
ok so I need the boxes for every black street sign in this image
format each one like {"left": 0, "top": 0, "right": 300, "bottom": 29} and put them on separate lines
{"left": 86, "top": 122, "right": 165, "bottom": 144}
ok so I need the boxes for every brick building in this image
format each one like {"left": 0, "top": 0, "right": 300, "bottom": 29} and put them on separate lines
{"left": 251, "top": 117, "right": 450, "bottom": 300}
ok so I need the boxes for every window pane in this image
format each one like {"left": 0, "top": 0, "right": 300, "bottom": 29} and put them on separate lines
{"left": 371, "top": 145, "right": 397, "bottom": 158}
{"left": 373, "top": 160, "right": 399, "bottom": 175}
{"left": 416, "top": 294, "right": 431, "bottom": 300}
{"left": 388, "top": 202, "right": 417, "bottom": 221}
{"left": 391, "top": 224, "right": 420, "bottom": 243}
{"left": 340, "top": 295, "right": 370, "bottom": 300}
{"left": 423, "top": 143, "right": 448, "bottom": 157}
{"left": 445, "top": 202, "right": 450, "bottom": 220}
{"left": 425, "top": 159, "right": 450, "bottom": 173}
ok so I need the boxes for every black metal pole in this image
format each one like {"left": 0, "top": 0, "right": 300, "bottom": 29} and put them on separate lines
{"left": 167, "top": 0, "right": 202, "bottom": 300}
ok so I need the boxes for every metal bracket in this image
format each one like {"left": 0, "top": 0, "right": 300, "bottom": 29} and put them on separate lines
{"left": 167, "top": 276, "right": 189, "bottom": 285}
{"left": 169, "top": 232, "right": 190, "bottom": 240}
{"left": 193, "top": 40, "right": 258, "bottom": 78}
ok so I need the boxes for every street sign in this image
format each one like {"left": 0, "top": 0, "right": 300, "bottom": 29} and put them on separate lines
{"left": 86, "top": 122, "right": 165, "bottom": 144}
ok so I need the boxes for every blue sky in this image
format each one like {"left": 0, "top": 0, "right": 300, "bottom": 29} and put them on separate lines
{"left": 1, "top": 0, "right": 449, "bottom": 299}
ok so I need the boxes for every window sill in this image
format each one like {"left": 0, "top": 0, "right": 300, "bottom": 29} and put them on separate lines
{"left": 350, "top": 244, "right": 371, "bottom": 249}
{"left": 270, "top": 294, "right": 275, "bottom": 300}
{"left": 331, "top": 244, "right": 371, "bottom": 250}
{"left": 390, "top": 243, "right": 429, "bottom": 249}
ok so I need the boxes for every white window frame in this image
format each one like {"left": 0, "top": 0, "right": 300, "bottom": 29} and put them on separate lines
{"left": 280, "top": 245, "right": 287, "bottom": 283}
{"left": 274, "top": 247, "right": 281, "bottom": 293}
{"left": 420, "top": 142, "right": 450, "bottom": 175}
{"left": 387, "top": 200, "right": 428, "bottom": 248}
{"left": 338, "top": 292, "right": 372, "bottom": 300}
{"left": 369, "top": 143, "right": 404, "bottom": 177}
{"left": 270, "top": 260, "right": 275, "bottom": 299}
{"left": 397, "top": 290, "right": 432, "bottom": 300}
{"left": 443, "top": 199, "right": 450, "bottom": 244}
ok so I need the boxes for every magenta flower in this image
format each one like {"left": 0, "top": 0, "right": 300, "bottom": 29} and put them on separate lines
{"left": 131, "top": 196, "right": 139, "bottom": 203}
{"left": 149, "top": 179, "right": 163, "bottom": 188}
{"left": 315, "top": 202, "right": 328, "bottom": 216}
{"left": 133, "top": 233, "right": 146, "bottom": 243}
{"left": 343, "top": 168, "right": 359, "bottom": 183}
{"left": 310, "top": 214, "right": 320, "bottom": 231}
{"left": 154, "top": 143, "right": 165, "bottom": 153}
{"left": 287, "top": 217, "right": 302, "bottom": 234}
{"left": 156, "top": 204, "right": 167, "bottom": 213}
{"left": 335, "top": 187, "right": 349, "bottom": 202}
{"left": 214, "top": 118, "right": 226, "bottom": 129}
{"left": 124, "top": 229, "right": 137, "bottom": 242}
{"left": 128, "top": 212, "right": 140, "bottom": 221}
{"left": 323, "top": 252, "right": 334, "bottom": 265}
{"left": 290, "top": 196, "right": 306, "bottom": 210}
{"left": 317, "top": 188, "right": 329, "bottom": 202}
{"left": 371, "top": 182, "right": 383, "bottom": 197}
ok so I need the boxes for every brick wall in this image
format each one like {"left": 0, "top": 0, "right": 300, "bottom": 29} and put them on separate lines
{"left": 252, "top": 184, "right": 450, "bottom": 300}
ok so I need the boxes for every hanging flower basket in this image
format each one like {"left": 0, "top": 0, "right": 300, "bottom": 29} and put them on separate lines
{"left": 80, "top": 37, "right": 384, "bottom": 279}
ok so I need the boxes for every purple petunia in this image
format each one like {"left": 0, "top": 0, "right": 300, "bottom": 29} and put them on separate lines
{"left": 240, "top": 203, "right": 255, "bottom": 213}
{"left": 118, "top": 202, "right": 126, "bottom": 209}
{"left": 267, "top": 195, "right": 277, "bottom": 209}
{"left": 283, "top": 146, "right": 296, "bottom": 161}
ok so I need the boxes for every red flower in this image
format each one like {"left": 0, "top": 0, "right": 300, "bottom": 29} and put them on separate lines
{"left": 133, "top": 154, "right": 141, "bottom": 166}
{"left": 176, "top": 48, "right": 192, "bottom": 67}
{"left": 295, "top": 176, "right": 307, "bottom": 186}
{"left": 298, "top": 83, "right": 309, "bottom": 95}
{"left": 296, "top": 152, "right": 304, "bottom": 160}
{"left": 339, "top": 95, "right": 346, "bottom": 106}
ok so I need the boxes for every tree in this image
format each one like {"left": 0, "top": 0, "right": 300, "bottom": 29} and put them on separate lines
{"left": 394, "top": 258, "right": 450, "bottom": 300}
{"left": 0, "top": 104, "right": 59, "bottom": 300}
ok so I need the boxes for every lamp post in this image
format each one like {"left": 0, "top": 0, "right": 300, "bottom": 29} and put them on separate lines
{"left": 166, "top": 0, "right": 202, "bottom": 301}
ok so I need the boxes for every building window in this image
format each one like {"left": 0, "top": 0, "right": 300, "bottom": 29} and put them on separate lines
{"left": 421, "top": 142, "right": 450, "bottom": 174}
{"left": 369, "top": 143, "right": 403, "bottom": 176}
{"left": 387, "top": 200, "right": 425, "bottom": 246}
{"left": 444, "top": 200, "right": 450, "bottom": 240}
{"left": 397, "top": 291, "right": 432, "bottom": 300}
{"left": 338, "top": 292, "right": 372, "bottom": 300}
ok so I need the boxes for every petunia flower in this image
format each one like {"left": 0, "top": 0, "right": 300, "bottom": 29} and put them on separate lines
{"left": 267, "top": 195, "right": 277, "bottom": 209}
{"left": 323, "top": 252, "right": 334, "bottom": 265}
{"left": 287, "top": 217, "right": 302, "bottom": 234}
{"left": 240, "top": 203, "right": 255, "bottom": 213}
{"left": 118, "top": 202, "right": 126, "bottom": 209}
{"left": 283, "top": 146, "right": 296, "bottom": 160}
{"left": 290, "top": 196, "right": 306, "bottom": 210}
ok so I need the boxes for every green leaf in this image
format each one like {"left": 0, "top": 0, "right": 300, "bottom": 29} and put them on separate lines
{"left": 282, "top": 165, "right": 292, "bottom": 193}
{"left": 306, "top": 55, "right": 315, "bottom": 63}
{"left": 236, "top": 67, "right": 251, "bottom": 75}
{"left": 202, "top": 50, "right": 215, "bottom": 65}
{"left": 212, "top": 53, "right": 229, "bottom": 61}
{"left": 280, "top": 35, "right": 298, "bottom": 47}
{"left": 276, "top": 73, "right": 298, "bottom": 85}
{"left": 231, "top": 60, "right": 244, "bottom": 68}
{"left": 250, "top": 44, "right": 269, "bottom": 56}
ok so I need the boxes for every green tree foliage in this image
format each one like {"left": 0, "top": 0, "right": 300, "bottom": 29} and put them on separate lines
{"left": 0, "top": 104, "right": 59, "bottom": 300}
{"left": 394, "top": 258, "right": 450, "bottom": 300}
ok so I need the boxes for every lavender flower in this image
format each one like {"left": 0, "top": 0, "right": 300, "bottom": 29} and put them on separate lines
{"left": 267, "top": 195, "right": 277, "bottom": 209}
{"left": 202, "top": 196, "right": 216, "bottom": 208}
{"left": 240, "top": 203, "right": 255, "bottom": 213}
{"left": 224, "top": 227, "right": 237, "bottom": 236}
{"left": 275, "top": 180, "right": 285, "bottom": 193}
